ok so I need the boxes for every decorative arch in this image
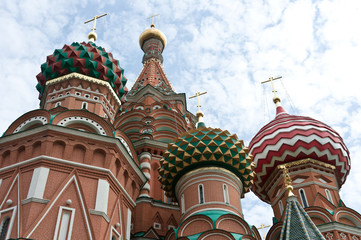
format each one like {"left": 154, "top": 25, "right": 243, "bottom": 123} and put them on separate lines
{"left": 53, "top": 140, "right": 66, "bottom": 159}
{"left": 179, "top": 215, "right": 213, "bottom": 237}
{"left": 73, "top": 144, "right": 86, "bottom": 162}
{"left": 13, "top": 116, "right": 48, "bottom": 133}
{"left": 58, "top": 116, "right": 107, "bottom": 135}
{"left": 93, "top": 148, "right": 106, "bottom": 167}
{"left": 216, "top": 214, "right": 250, "bottom": 235}
{"left": 32, "top": 141, "right": 42, "bottom": 157}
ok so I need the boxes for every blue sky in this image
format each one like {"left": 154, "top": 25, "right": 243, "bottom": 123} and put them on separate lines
{"left": 1, "top": 0, "right": 361, "bottom": 237}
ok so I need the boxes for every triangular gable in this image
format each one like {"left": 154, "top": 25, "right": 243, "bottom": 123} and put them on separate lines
{"left": 143, "top": 227, "right": 161, "bottom": 239}
{"left": 153, "top": 212, "right": 164, "bottom": 224}
{"left": 166, "top": 214, "right": 178, "bottom": 228}
{"left": 312, "top": 192, "right": 336, "bottom": 210}
{"left": 24, "top": 173, "right": 93, "bottom": 239}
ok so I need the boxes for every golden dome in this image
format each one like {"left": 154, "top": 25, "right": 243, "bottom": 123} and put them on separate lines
{"left": 139, "top": 24, "right": 167, "bottom": 49}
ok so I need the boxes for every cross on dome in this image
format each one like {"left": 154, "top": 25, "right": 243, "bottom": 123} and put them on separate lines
{"left": 147, "top": 13, "right": 160, "bottom": 27}
{"left": 189, "top": 91, "right": 207, "bottom": 126}
{"left": 261, "top": 76, "right": 282, "bottom": 104}
{"left": 84, "top": 13, "right": 107, "bottom": 42}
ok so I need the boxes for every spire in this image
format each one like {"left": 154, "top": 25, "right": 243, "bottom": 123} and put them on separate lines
{"left": 280, "top": 196, "right": 325, "bottom": 240}
{"left": 279, "top": 165, "right": 325, "bottom": 240}
{"left": 189, "top": 91, "right": 207, "bottom": 128}
{"left": 84, "top": 13, "right": 107, "bottom": 42}
{"left": 128, "top": 23, "right": 173, "bottom": 96}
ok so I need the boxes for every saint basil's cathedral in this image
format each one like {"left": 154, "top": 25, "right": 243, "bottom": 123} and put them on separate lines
{"left": 0, "top": 16, "right": 360, "bottom": 240}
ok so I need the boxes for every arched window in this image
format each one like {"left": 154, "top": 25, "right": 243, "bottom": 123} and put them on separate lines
{"left": 0, "top": 217, "right": 10, "bottom": 240}
{"left": 198, "top": 184, "right": 204, "bottom": 204}
{"left": 55, "top": 102, "right": 61, "bottom": 107}
{"left": 223, "top": 184, "right": 229, "bottom": 204}
{"left": 299, "top": 188, "right": 308, "bottom": 208}
{"left": 82, "top": 102, "right": 88, "bottom": 109}
{"left": 278, "top": 200, "right": 284, "bottom": 215}
{"left": 325, "top": 189, "right": 333, "bottom": 204}
{"left": 181, "top": 194, "right": 185, "bottom": 214}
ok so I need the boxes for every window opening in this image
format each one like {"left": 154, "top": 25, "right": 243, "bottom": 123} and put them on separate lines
{"left": 199, "top": 184, "right": 204, "bottom": 204}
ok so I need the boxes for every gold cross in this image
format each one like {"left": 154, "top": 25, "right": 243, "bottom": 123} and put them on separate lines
{"left": 261, "top": 76, "right": 282, "bottom": 98}
{"left": 147, "top": 14, "right": 160, "bottom": 26}
{"left": 257, "top": 224, "right": 271, "bottom": 239}
{"left": 189, "top": 91, "right": 207, "bottom": 112}
{"left": 84, "top": 13, "right": 107, "bottom": 32}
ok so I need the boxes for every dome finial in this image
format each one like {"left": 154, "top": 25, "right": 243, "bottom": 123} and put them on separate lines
{"left": 189, "top": 91, "right": 207, "bottom": 128}
{"left": 261, "top": 76, "right": 282, "bottom": 106}
{"left": 84, "top": 13, "right": 107, "bottom": 43}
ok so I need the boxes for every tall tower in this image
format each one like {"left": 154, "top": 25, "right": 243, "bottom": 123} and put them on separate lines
{"left": 0, "top": 20, "right": 145, "bottom": 240}
{"left": 114, "top": 23, "right": 196, "bottom": 238}
{"left": 249, "top": 92, "right": 361, "bottom": 239}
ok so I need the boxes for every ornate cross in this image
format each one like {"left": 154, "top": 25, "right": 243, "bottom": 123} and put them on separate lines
{"left": 261, "top": 76, "right": 282, "bottom": 98}
{"left": 84, "top": 13, "right": 107, "bottom": 32}
{"left": 189, "top": 91, "right": 207, "bottom": 112}
{"left": 257, "top": 224, "right": 271, "bottom": 239}
{"left": 147, "top": 14, "right": 160, "bottom": 26}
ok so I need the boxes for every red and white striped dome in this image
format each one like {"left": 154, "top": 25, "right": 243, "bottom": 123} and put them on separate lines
{"left": 249, "top": 104, "right": 351, "bottom": 203}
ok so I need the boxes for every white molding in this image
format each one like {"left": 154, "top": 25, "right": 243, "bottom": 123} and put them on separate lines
{"left": 27, "top": 167, "right": 50, "bottom": 199}
{"left": 14, "top": 116, "right": 48, "bottom": 133}
{"left": 0, "top": 206, "right": 17, "bottom": 240}
{"left": 139, "top": 152, "right": 152, "bottom": 161}
{"left": 126, "top": 208, "right": 131, "bottom": 240}
{"left": 140, "top": 162, "right": 151, "bottom": 170}
{"left": 0, "top": 155, "right": 137, "bottom": 206}
{"left": 95, "top": 179, "right": 109, "bottom": 214}
{"left": 27, "top": 175, "right": 93, "bottom": 239}
{"left": 89, "top": 209, "right": 110, "bottom": 222}
{"left": 110, "top": 226, "right": 121, "bottom": 240}
{"left": 0, "top": 174, "right": 18, "bottom": 209}
{"left": 53, "top": 206, "right": 75, "bottom": 240}
{"left": 143, "top": 172, "right": 151, "bottom": 180}
{"left": 0, "top": 125, "right": 147, "bottom": 185}
{"left": 318, "top": 221, "right": 361, "bottom": 234}
{"left": 142, "top": 183, "right": 150, "bottom": 191}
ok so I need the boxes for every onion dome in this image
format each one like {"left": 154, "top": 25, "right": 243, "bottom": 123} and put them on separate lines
{"left": 249, "top": 102, "right": 351, "bottom": 202}
{"left": 139, "top": 24, "right": 167, "bottom": 49}
{"left": 36, "top": 41, "right": 128, "bottom": 102}
{"left": 158, "top": 126, "right": 255, "bottom": 199}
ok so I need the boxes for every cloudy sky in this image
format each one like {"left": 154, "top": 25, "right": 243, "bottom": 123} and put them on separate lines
{"left": 1, "top": 0, "right": 361, "bottom": 236}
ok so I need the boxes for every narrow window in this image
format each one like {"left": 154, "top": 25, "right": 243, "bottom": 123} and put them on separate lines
{"left": 198, "top": 184, "right": 204, "bottom": 204}
{"left": 55, "top": 102, "right": 61, "bottom": 107}
{"left": 54, "top": 207, "right": 75, "bottom": 240}
{"left": 0, "top": 217, "right": 10, "bottom": 240}
{"left": 82, "top": 102, "right": 88, "bottom": 109}
{"left": 181, "top": 194, "right": 185, "bottom": 214}
{"left": 278, "top": 200, "right": 284, "bottom": 215}
{"left": 223, "top": 184, "right": 229, "bottom": 204}
{"left": 299, "top": 189, "right": 308, "bottom": 208}
{"left": 325, "top": 189, "right": 333, "bottom": 204}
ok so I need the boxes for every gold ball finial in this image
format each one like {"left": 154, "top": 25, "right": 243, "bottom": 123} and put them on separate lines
{"left": 88, "top": 31, "right": 97, "bottom": 42}
{"left": 273, "top": 96, "right": 281, "bottom": 104}
{"left": 139, "top": 25, "right": 167, "bottom": 49}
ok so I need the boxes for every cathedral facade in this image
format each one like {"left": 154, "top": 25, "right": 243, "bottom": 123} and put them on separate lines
{"left": 0, "top": 22, "right": 360, "bottom": 240}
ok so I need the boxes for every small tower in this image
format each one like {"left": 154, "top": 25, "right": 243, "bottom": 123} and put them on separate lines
{"left": 249, "top": 78, "right": 361, "bottom": 239}
{"left": 159, "top": 103, "right": 260, "bottom": 239}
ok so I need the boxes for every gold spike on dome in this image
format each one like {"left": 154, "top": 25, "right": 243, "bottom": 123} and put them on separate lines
{"left": 139, "top": 23, "right": 167, "bottom": 49}
{"left": 189, "top": 91, "right": 207, "bottom": 125}
{"left": 280, "top": 165, "right": 295, "bottom": 197}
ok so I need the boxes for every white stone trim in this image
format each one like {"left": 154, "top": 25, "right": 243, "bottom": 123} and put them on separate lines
{"left": 139, "top": 152, "right": 152, "bottom": 161}
{"left": 142, "top": 183, "right": 150, "bottom": 191}
{"left": 53, "top": 206, "right": 75, "bottom": 240}
{"left": 140, "top": 162, "right": 151, "bottom": 170}
{"left": 95, "top": 179, "right": 109, "bottom": 214}
{"left": 143, "top": 172, "right": 151, "bottom": 180}
{"left": 14, "top": 116, "right": 48, "bottom": 133}
{"left": 110, "top": 226, "right": 121, "bottom": 240}
{"left": 126, "top": 208, "right": 131, "bottom": 240}
{"left": 26, "top": 175, "right": 93, "bottom": 239}
{"left": 58, "top": 116, "right": 106, "bottom": 135}
{"left": 27, "top": 167, "right": 49, "bottom": 199}
{"left": 0, "top": 155, "right": 137, "bottom": 207}
{"left": 0, "top": 206, "right": 17, "bottom": 240}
